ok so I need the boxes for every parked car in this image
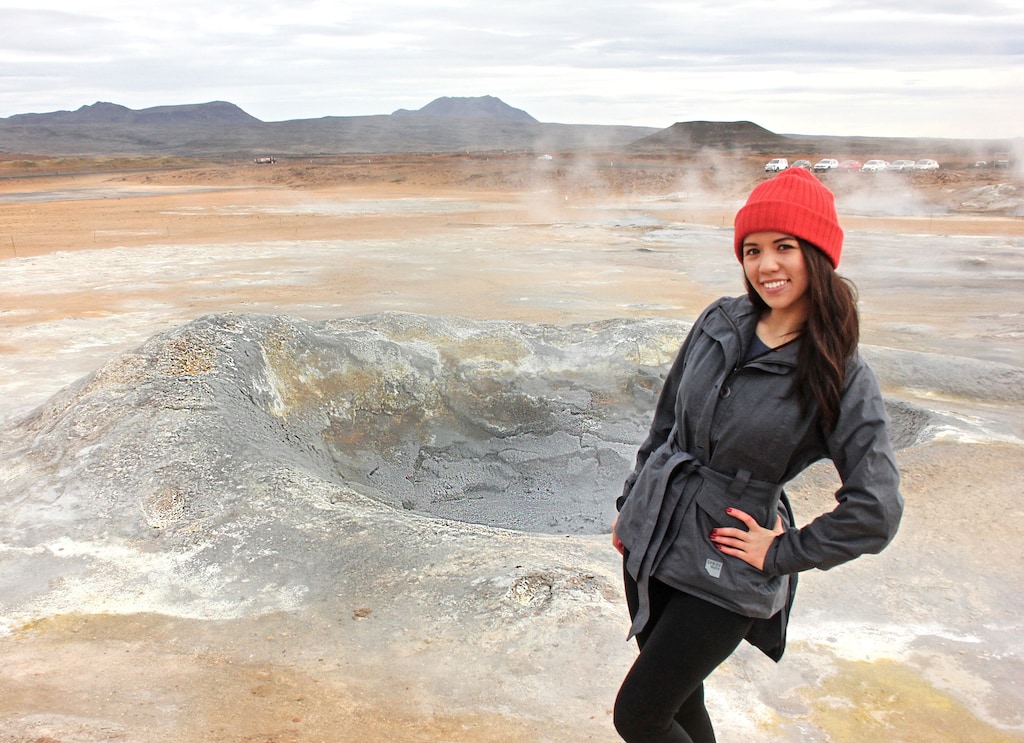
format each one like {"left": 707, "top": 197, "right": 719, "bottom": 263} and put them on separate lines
{"left": 812, "top": 158, "right": 839, "bottom": 171}
{"left": 764, "top": 158, "right": 789, "bottom": 172}
{"left": 791, "top": 160, "right": 812, "bottom": 170}
{"left": 837, "top": 160, "right": 862, "bottom": 171}
{"left": 914, "top": 159, "right": 940, "bottom": 171}
{"left": 861, "top": 160, "right": 889, "bottom": 172}
{"left": 993, "top": 153, "right": 1010, "bottom": 168}
{"left": 887, "top": 160, "right": 916, "bottom": 172}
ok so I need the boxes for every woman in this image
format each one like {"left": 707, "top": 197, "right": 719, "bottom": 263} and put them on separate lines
{"left": 611, "top": 168, "right": 903, "bottom": 743}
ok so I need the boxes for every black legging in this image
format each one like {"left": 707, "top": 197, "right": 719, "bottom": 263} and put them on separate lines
{"left": 613, "top": 560, "right": 754, "bottom": 743}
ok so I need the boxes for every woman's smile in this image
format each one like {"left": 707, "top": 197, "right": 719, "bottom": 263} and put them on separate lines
{"left": 760, "top": 278, "right": 790, "bottom": 292}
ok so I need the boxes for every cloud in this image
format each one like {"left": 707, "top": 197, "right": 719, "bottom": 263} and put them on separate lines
{"left": 1, "top": 0, "right": 1021, "bottom": 138}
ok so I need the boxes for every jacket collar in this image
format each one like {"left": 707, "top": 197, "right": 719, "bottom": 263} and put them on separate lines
{"left": 704, "top": 296, "right": 800, "bottom": 373}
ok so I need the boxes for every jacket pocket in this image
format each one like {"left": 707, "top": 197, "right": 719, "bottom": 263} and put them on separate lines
{"left": 694, "top": 479, "right": 775, "bottom": 530}
{"left": 686, "top": 483, "right": 783, "bottom": 607}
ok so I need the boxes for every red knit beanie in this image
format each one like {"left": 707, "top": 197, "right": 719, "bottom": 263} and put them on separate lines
{"left": 734, "top": 168, "right": 844, "bottom": 268}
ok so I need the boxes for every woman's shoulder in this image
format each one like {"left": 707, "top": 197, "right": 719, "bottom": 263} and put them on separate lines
{"left": 688, "top": 296, "right": 759, "bottom": 342}
{"left": 709, "top": 294, "right": 751, "bottom": 312}
{"left": 842, "top": 349, "right": 884, "bottom": 396}
{"left": 696, "top": 295, "right": 755, "bottom": 324}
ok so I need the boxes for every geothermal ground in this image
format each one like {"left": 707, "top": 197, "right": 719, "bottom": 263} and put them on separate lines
{"left": 0, "top": 153, "right": 1022, "bottom": 742}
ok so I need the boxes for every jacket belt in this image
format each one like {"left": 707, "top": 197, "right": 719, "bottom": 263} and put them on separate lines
{"left": 623, "top": 448, "right": 771, "bottom": 640}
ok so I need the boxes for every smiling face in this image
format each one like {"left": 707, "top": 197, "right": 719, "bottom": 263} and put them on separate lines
{"left": 741, "top": 231, "right": 811, "bottom": 322}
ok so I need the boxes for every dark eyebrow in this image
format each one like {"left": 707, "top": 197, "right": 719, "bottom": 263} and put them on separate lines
{"left": 743, "top": 235, "right": 798, "bottom": 248}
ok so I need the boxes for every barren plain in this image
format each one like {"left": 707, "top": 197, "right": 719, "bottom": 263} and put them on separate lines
{"left": 1, "top": 152, "right": 1022, "bottom": 742}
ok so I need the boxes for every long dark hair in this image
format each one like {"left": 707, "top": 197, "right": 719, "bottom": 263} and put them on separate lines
{"left": 745, "top": 240, "right": 859, "bottom": 432}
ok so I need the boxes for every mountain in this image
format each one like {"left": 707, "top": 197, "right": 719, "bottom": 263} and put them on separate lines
{"left": 0, "top": 97, "right": 655, "bottom": 157}
{"left": 391, "top": 95, "right": 538, "bottom": 123}
{"left": 630, "top": 120, "right": 787, "bottom": 150}
{"left": 6, "top": 100, "right": 260, "bottom": 127}
{"left": 0, "top": 98, "right": 1014, "bottom": 159}
{"left": 6, "top": 101, "right": 138, "bottom": 125}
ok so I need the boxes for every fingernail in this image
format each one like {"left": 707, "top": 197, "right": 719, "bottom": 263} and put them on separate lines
{"left": 725, "top": 508, "right": 734, "bottom": 515}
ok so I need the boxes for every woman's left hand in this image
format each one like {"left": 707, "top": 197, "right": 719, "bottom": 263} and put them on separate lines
{"left": 709, "top": 508, "right": 784, "bottom": 571}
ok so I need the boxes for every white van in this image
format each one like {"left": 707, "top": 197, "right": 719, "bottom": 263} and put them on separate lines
{"left": 764, "top": 158, "right": 789, "bottom": 172}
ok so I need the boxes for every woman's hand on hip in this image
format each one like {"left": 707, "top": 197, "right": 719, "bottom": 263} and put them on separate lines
{"left": 709, "top": 508, "right": 783, "bottom": 571}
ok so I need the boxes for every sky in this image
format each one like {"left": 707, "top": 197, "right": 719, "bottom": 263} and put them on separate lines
{"left": 2, "top": 0, "right": 1023, "bottom": 139}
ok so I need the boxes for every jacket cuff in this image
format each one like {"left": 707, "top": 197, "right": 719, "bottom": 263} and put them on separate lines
{"left": 764, "top": 528, "right": 802, "bottom": 576}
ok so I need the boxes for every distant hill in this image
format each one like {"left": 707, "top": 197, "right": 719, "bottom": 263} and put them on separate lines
{"left": 391, "top": 95, "right": 538, "bottom": 123}
{"left": 0, "top": 98, "right": 1015, "bottom": 159}
{"left": 6, "top": 100, "right": 260, "bottom": 127}
{"left": 630, "top": 120, "right": 787, "bottom": 150}
{"left": 0, "top": 97, "right": 654, "bottom": 157}
{"left": 625, "top": 120, "right": 1020, "bottom": 161}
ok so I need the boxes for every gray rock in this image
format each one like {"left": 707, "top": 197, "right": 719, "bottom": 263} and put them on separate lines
{"left": 0, "top": 312, "right": 688, "bottom": 544}
{"left": 861, "top": 345, "right": 1024, "bottom": 403}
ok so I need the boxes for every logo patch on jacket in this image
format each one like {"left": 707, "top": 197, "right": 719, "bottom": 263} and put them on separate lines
{"left": 705, "top": 558, "right": 723, "bottom": 578}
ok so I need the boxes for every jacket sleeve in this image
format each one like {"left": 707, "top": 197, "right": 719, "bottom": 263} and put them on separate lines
{"left": 764, "top": 356, "right": 904, "bottom": 575}
{"left": 617, "top": 301, "right": 719, "bottom": 510}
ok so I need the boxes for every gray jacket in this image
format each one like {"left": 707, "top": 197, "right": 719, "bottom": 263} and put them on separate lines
{"left": 616, "top": 295, "right": 903, "bottom": 653}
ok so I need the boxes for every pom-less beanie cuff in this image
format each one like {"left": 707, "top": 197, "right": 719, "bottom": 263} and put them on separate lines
{"left": 734, "top": 168, "right": 844, "bottom": 268}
